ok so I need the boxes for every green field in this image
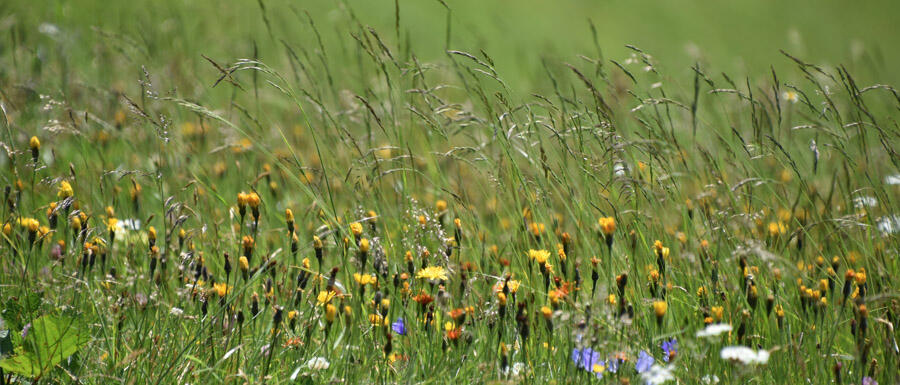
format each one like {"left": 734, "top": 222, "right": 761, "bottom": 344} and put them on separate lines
{"left": 1, "top": 0, "right": 899, "bottom": 383}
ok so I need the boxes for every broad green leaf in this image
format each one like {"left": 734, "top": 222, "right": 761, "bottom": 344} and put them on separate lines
{"left": 0, "top": 315, "right": 90, "bottom": 378}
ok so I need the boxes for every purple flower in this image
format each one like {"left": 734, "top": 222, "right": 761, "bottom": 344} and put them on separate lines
{"left": 862, "top": 377, "right": 878, "bottom": 385}
{"left": 571, "top": 348, "right": 605, "bottom": 377}
{"left": 636, "top": 350, "right": 654, "bottom": 373}
{"left": 606, "top": 355, "right": 620, "bottom": 374}
{"left": 661, "top": 338, "right": 678, "bottom": 362}
{"left": 391, "top": 317, "right": 406, "bottom": 335}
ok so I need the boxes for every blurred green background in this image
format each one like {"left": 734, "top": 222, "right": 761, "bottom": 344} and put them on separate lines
{"left": 4, "top": 0, "right": 899, "bottom": 92}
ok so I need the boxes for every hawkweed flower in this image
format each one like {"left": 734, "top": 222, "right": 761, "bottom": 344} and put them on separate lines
{"left": 29, "top": 136, "right": 40, "bottom": 163}
{"left": 239, "top": 256, "right": 249, "bottom": 280}
{"left": 148, "top": 226, "right": 157, "bottom": 249}
{"left": 358, "top": 238, "right": 370, "bottom": 268}
{"left": 313, "top": 235, "right": 324, "bottom": 268}
{"left": 242, "top": 235, "right": 255, "bottom": 261}
{"left": 285, "top": 208, "right": 294, "bottom": 234}
{"left": 57, "top": 181, "right": 74, "bottom": 200}
{"left": 541, "top": 306, "right": 553, "bottom": 333}
{"left": 354, "top": 272, "right": 376, "bottom": 297}
{"left": 416, "top": 265, "right": 448, "bottom": 283}
{"left": 247, "top": 192, "right": 261, "bottom": 225}
{"left": 349, "top": 222, "right": 363, "bottom": 243}
{"left": 237, "top": 192, "right": 248, "bottom": 220}
{"left": 653, "top": 240, "right": 669, "bottom": 278}
{"left": 590, "top": 257, "right": 600, "bottom": 297}
{"left": 598, "top": 216, "right": 615, "bottom": 250}
{"left": 496, "top": 292, "right": 507, "bottom": 319}
{"left": 290, "top": 231, "right": 299, "bottom": 256}
{"left": 325, "top": 303, "right": 337, "bottom": 327}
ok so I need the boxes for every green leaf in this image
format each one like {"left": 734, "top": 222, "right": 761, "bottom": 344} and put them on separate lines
{"left": 0, "top": 315, "right": 90, "bottom": 378}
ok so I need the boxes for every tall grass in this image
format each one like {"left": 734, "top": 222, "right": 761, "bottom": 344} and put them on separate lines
{"left": 0, "top": 0, "right": 898, "bottom": 384}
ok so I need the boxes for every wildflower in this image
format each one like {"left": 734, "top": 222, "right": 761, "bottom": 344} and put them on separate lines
{"left": 506, "top": 280, "right": 521, "bottom": 294}
{"left": 720, "top": 346, "right": 770, "bottom": 365}
{"left": 285, "top": 208, "right": 294, "bottom": 233}
{"left": 325, "top": 304, "right": 337, "bottom": 324}
{"left": 305, "top": 357, "right": 330, "bottom": 371}
{"left": 212, "top": 282, "right": 231, "bottom": 297}
{"left": 572, "top": 348, "right": 604, "bottom": 378}
{"left": 57, "top": 181, "right": 74, "bottom": 199}
{"left": 653, "top": 301, "right": 668, "bottom": 325}
{"left": 636, "top": 350, "right": 654, "bottom": 373}
{"left": 392, "top": 317, "right": 406, "bottom": 335}
{"left": 696, "top": 323, "right": 732, "bottom": 338}
{"left": 528, "top": 249, "right": 551, "bottom": 264}
{"left": 317, "top": 290, "right": 336, "bottom": 305}
{"left": 598, "top": 216, "right": 616, "bottom": 249}
{"left": 661, "top": 339, "right": 677, "bottom": 362}
{"left": 413, "top": 291, "right": 434, "bottom": 306}
{"left": 353, "top": 273, "right": 377, "bottom": 286}
{"left": 416, "top": 265, "right": 448, "bottom": 281}
{"left": 350, "top": 222, "right": 363, "bottom": 237}
{"left": 641, "top": 364, "right": 675, "bottom": 385}
{"left": 29, "top": 136, "right": 40, "bottom": 162}
{"left": 783, "top": 90, "right": 799, "bottom": 103}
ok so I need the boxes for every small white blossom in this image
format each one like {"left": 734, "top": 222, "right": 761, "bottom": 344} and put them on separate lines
{"left": 720, "top": 346, "right": 770, "bottom": 365}
{"left": 641, "top": 364, "right": 674, "bottom": 384}
{"left": 169, "top": 307, "right": 184, "bottom": 316}
{"left": 885, "top": 175, "right": 900, "bottom": 185}
{"left": 696, "top": 323, "right": 732, "bottom": 338}
{"left": 306, "top": 357, "right": 330, "bottom": 371}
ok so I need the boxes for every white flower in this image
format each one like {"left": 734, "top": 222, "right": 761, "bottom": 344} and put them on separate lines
{"left": 783, "top": 91, "right": 799, "bottom": 104}
{"left": 641, "top": 364, "right": 674, "bottom": 384}
{"left": 885, "top": 175, "right": 900, "bottom": 185}
{"left": 853, "top": 196, "right": 878, "bottom": 208}
{"left": 702, "top": 374, "right": 720, "bottom": 384}
{"left": 720, "top": 346, "right": 770, "bottom": 365}
{"left": 169, "top": 307, "right": 184, "bottom": 316}
{"left": 306, "top": 357, "right": 330, "bottom": 371}
{"left": 696, "top": 323, "right": 732, "bottom": 338}
{"left": 614, "top": 163, "right": 627, "bottom": 177}
{"left": 503, "top": 362, "right": 525, "bottom": 378}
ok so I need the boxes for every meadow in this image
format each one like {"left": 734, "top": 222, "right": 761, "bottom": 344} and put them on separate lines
{"left": 1, "top": 0, "right": 899, "bottom": 383}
